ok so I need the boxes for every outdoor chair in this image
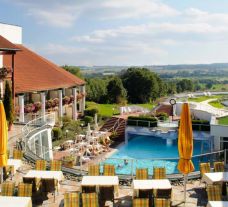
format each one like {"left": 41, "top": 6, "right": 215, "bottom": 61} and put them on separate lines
{"left": 82, "top": 192, "right": 99, "bottom": 207}
{"left": 153, "top": 167, "right": 166, "bottom": 179}
{"left": 199, "top": 162, "right": 210, "bottom": 177}
{"left": 64, "top": 192, "right": 80, "bottom": 207}
{"left": 154, "top": 198, "right": 171, "bottom": 207}
{"left": 50, "top": 160, "right": 62, "bottom": 171}
{"left": 206, "top": 184, "right": 222, "bottom": 201}
{"left": 13, "top": 149, "right": 23, "bottom": 160}
{"left": 136, "top": 168, "right": 148, "bottom": 180}
{"left": 214, "top": 161, "right": 225, "bottom": 172}
{"left": 35, "top": 160, "right": 47, "bottom": 171}
{"left": 99, "top": 185, "right": 114, "bottom": 205}
{"left": 0, "top": 181, "right": 15, "bottom": 196}
{"left": 23, "top": 177, "right": 41, "bottom": 192}
{"left": 133, "top": 198, "right": 149, "bottom": 207}
{"left": 88, "top": 164, "right": 100, "bottom": 176}
{"left": 103, "top": 164, "right": 115, "bottom": 176}
{"left": 17, "top": 183, "right": 32, "bottom": 197}
{"left": 41, "top": 178, "right": 58, "bottom": 202}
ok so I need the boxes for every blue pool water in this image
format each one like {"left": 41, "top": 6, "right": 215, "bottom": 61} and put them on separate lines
{"left": 103, "top": 135, "right": 210, "bottom": 175}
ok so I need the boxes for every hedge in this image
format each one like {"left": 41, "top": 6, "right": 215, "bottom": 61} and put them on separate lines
{"left": 127, "top": 116, "right": 157, "bottom": 127}
{"left": 84, "top": 108, "right": 99, "bottom": 117}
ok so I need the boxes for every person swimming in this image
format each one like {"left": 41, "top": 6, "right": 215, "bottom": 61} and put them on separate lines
{"left": 124, "top": 159, "right": 128, "bottom": 165}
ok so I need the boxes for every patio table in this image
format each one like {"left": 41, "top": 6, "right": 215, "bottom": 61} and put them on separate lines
{"left": 0, "top": 196, "right": 32, "bottom": 207}
{"left": 132, "top": 179, "right": 172, "bottom": 197}
{"left": 207, "top": 201, "right": 228, "bottom": 207}
{"left": 202, "top": 172, "right": 228, "bottom": 184}
{"left": 81, "top": 176, "right": 119, "bottom": 196}
{"left": 24, "top": 170, "right": 64, "bottom": 189}
{"left": 7, "top": 159, "right": 22, "bottom": 174}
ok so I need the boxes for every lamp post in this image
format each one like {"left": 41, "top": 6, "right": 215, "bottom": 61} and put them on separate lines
{"left": 169, "top": 98, "right": 176, "bottom": 121}
{"left": 65, "top": 129, "right": 69, "bottom": 139}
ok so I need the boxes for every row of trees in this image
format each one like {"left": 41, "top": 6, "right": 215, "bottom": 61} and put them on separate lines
{"left": 62, "top": 66, "right": 199, "bottom": 104}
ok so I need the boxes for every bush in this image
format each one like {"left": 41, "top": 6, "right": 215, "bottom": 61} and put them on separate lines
{"left": 127, "top": 115, "right": 157, "bottom": 127}
{"left": 83, "top": 116, "right": 93, "bottom": 125}
{"left": 156, "top": 112, "right": 168, "bottom": 121}
{"left": 84, "top": 107, "right": 99, "bottom": 117}
{"left": 52, "top": 127, "right": 62, "bottom": 140}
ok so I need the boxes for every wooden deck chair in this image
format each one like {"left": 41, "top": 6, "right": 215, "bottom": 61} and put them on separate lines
{"left": 136, "top": 168, "right": 148, "bottom": 180}
{"left": 200, "top": 162, "right": 210, "bottom": 177}
{"left": 13, "top": 149, "right": 23, "bottom": 160}
{"left": 82, "top": 193, "right": 99, "bottom": 207}
{"left": 206, "top": 184, "right": 222, "bottom": 201}
{"left": 133, "top": 198, "right": 149, "bottom": 207}
{"left": 35, "top": 160, "right": 47, "bottom": 170}
{"left": 103, "top": 164, "right": 115, "bottom": 176}
{"left": 0, "top": 181, "right": 15, "bottom": 196}
{"left": 88, "top": 164, "right": 100, "bottom": 176}
{"left": 18, "top": 183, "right": 32, "bottom": 197}
{"left": 214, "top": 161, "right": 225, "bottom": 172}
{"left": 153, "top": 167, "right": 166, "bottom": 179}
{"left": 3, "top": 165, "right": 13, "bottom": 180}
{"left": 154, "top": 198, "right": 171, "bottom": 207}
{"left": 64, "top": 192, "right": 80, "bottom": 207}
{"left": 50, "top": 160, "right": 62, "bottom": 171}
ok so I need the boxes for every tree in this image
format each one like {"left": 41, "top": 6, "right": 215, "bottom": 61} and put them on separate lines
{"left": 3, "top": 80, "right": 14, "bottom": 125}
{"left": 62, "top": 65, "right": 83, "bottom": 79}
{"left": 86, "top": 78, "right": 108, "bottom": 103}
{"left": 121, "top": 68, "right": 160, "bottom": 103}
{"left": 107, "top": 77, "right": 127, "bottom": 104}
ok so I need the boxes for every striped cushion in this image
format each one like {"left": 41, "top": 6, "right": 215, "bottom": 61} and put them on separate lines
{"left": 154, "top": 198, "right": 171, "bottom": 207}
{"left": 133, "top": 198, "right": 149, "bottom": 207}
{"left": 200, "top": 162, "right": 210, "bottom": 176}
{"left": 13, "top": 149, "right": 23, "bottom": 160}
{"left": 35, "top": 160, "right": 46, "bottom": 170}
{"left": 214, "top": 162, "right": 224, "bottom": 172}
{"left": 50, "top": 160, "right": 62, "bottom": 171}
{"left": 82, "top": 193, "right": 99, "bottom": 207}
{"left": 18, "top": 183, "right": 32, "bottom": 197}
{"left": 136, "top": 168, "right": 148, "bottom": 180}
{"left": 1, "top": 182, "right": 15, "bottom": 196}
{"left": 153, "top": 168, "right": 166, "bottom": 179}
{"left": 88, "top": 165, "right": 100, "bottom": 176}
{"left": 64, "top": 192, "right": 80, "bottom": 207}
{"left": 207, "top": 184, "right": 222, "bottom": 201}
{"left": 103, "top": 165, "right": 115, "bottom": 176}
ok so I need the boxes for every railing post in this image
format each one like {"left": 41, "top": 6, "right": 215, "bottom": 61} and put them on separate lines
{"left": 225, "top": 149, "right": 227, "bottom": 164}
{"left": 131, "top": 159, "right": 134, "bottom": 179}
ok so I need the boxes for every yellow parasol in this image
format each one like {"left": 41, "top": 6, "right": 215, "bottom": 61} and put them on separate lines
{"left": 177, "top": 103, "right": 194, "bottom": 202}
{"left": 0, "top": 101, "right": 8, "bottom": 182}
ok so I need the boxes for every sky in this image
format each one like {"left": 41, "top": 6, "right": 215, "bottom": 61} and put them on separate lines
{"left": 1, "top": 0, "right": 228, "bottom": 66}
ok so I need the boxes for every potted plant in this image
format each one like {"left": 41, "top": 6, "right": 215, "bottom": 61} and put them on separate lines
{"left": 0, "top": 67, "right": 8, "bottom": 79}
{"left": 63, "top": 96, "right": 70, "bottom": 105}
{"left": 62, "top": 155, "right": 75, "bottom": 168}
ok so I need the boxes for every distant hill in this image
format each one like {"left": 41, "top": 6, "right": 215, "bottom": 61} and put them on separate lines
{"left": 79, "top": 63, "right": 228, "bottom": 75}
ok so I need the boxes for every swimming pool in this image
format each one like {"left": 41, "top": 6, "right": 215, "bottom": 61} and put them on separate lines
{"left": 102, "top": 134, "right": 210, "bottom": 175}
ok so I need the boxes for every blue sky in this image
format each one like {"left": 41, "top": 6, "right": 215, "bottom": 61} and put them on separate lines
{"left": 1, "top": 0, "right": 228, "bottom": 66}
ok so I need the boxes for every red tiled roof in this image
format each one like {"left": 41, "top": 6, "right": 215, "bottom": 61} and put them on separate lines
{"left": 3, "top": 44, "right": 85, "bottom": 93}
{"left": 0, "top": 35, "right": 20, "bottom": 51}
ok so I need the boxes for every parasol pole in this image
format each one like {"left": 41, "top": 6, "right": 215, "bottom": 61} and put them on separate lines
{"left": 184, "top": 174, "right": 188, "bottom": 203}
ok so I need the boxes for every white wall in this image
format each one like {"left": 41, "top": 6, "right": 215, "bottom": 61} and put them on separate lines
{"left": 0, "top": 23, "right": 22, "bottom": 44}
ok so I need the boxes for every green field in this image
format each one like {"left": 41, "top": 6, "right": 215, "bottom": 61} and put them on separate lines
{"left": 208, "top": 100, "right": 224, "bottom": 109}
{"left": 218, "top": 116, "right": 228, "bottom": 125}
{"left": 86, "top": 102, "right": 154, "bottom": 117}
{"left": 188, "top": 95, "right": 222, "bottom": 103}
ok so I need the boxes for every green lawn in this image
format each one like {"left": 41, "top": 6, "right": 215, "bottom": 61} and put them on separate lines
{"left": 208, "top": 100, "right": 224, "bottom": 109}
{"left": 218, "top": 116, "right": 228, "bottom": 125}
{"left": 86, "top": 102, "right": 154, "bottom": 117}
{"left": 188, "top": 95, "right": 222, "bottom": 103}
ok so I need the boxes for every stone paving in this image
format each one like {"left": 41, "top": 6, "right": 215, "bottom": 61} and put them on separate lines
{"left": 0, "top": 161, "right": 209, "bottom": 207}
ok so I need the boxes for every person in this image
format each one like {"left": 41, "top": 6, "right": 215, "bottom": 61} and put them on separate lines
{"left": 103, "top": 136, "right": 111, "bottom": 152}
{"left": 124, "top": 159, "right": 128, "bottom": 165}
{"left": 117, "top": 164, "right": 123, "bottom": 169}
